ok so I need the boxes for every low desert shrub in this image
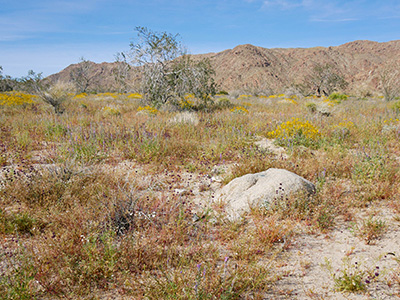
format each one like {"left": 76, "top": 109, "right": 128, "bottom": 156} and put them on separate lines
{"left": 230, "top": 106, "right": 249, "bottom": 114}
{"left": 352, "top": 216, "right": 387, "bottom": 244}
{"left": 0, "top": 210, "right": 37, "bottom": 235}
{"left": 390, "top": 100, "right": 400, "bottom": 113}
{"left": 137, "top": 105, "right": 159, "bottom": 116}
{"left": 267, "top": 117, "right": 321, "bottom": 148}
{"left": 329, "top": 92, "right": 348, "bottom": 101}
{"left": 216, "top": 97, "right": 233, "bottom": 109}
{"left": 102, "top": 105, "right": 121, "bottom": 116}
{"left": 0, "top": 92, "right": 36, "bottom": 107}
{"left": 305, "top": 102, "right": 317, "bottom": 113}
{"left": 325, "top": 258, "right": 382, "bottom": 293}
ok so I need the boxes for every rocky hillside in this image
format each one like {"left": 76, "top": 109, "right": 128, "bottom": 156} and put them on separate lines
{"left": 48, "top": 40, "right": 400, "bottom": 94}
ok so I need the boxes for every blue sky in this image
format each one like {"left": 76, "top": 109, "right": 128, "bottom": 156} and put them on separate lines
{"left": 1, "top": 0, "right": 399, "bottom": 77}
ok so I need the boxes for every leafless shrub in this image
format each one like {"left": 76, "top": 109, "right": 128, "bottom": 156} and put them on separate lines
{"left": 125, "top": 26, "right": 217, "bottom": 108}
{"left": 302, "top": 63, "right": 348, "bottom": 96}
{"left": 69, "top": 57, "right": 98, "bottom": 93}
{"left": 22, "top": 71, "right": 75, "bottom": 114}
{"left": 380, "top": 62, "right": 400, "bottom": 101}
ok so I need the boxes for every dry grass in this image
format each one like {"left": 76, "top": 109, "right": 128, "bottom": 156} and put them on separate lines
{"left": 1, "top": 93, "right": 400, "bottom": 298}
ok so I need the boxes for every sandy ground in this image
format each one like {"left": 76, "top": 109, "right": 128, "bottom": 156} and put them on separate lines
{"left": 265, "top": 207, "right": 400, "bottom": 299}
{"left": 121, "top": 161, "right": 400, "bottom": 299}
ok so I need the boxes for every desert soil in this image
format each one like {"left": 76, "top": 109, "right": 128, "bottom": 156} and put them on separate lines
{"left": 110, "top": 158, "right": 400, "bottom": 300}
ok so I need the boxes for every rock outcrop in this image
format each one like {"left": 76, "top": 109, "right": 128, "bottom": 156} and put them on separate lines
{"left": 216, "top": 168, "right": 316, "bottom": 220}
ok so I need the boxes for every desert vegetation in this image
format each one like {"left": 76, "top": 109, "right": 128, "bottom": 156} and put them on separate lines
{"left": 1, "top": 31, "right": 400, "bottom": 299}
{"left": 1, "top": 88, "right": 400, "bottom": 298}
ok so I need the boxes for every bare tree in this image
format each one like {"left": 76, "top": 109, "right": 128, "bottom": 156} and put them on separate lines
{"left": 0, "top": 66, "right": 14, "bottom": 92}
{"left": 380, "top": 62, "right": 400, "bottom": 101}
{"left": 70, "top": 57, "right": 97, "bottom": 93}
{"left": 125, "top": 26, "right": 217, "bottom": 108}
{"left": 171, "top": 55, "right": 217, "bottom": 107}
{"left": 112, "top": 52, "right": 132, "bottom": 93}
{"left": 303, "top": 63, "right": 348, "bottom": 96}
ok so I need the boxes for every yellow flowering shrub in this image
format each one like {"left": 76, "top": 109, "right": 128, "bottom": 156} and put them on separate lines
{"left": 230, "top": 106, "right": 249, "bottom": 114}
{"left": 283, "top": 97, "right": 298, "bottom": 104}
{"left": 237, "top": 94, "right": 252, "bottom": 100}
{"left": 184, "top": 94, "right": 195, "bottom": 100}
{"left": 382, "top": 118, "right": 400, "bottom": 135}
{"left": 334, "top": 120, "right": 354, "bottom": 128}
{"left": 322, "top": 97, "right": 337, "bottom": 107}
{"left": 383, "top": 118, "right": 400, "bottom": 124}
{"left": 96, "top": 93, "right": 121, "bottom": 99}
{"left": 323, "top": 93, "right": 347, "bottom": 107}
{"left": 267, "top": 117, "right": 321, "bottom": 147}
{"left": 137, "top": 106, "right": 159, "bottom": 116}
{"left": 73, "top": 93, "right": 88, "bottom": 100}
{"left": 102, "top": 106, "right": 121, "bottom": 116}
{"left": 0, "top": 92, "right": 37, "bottom": 106}
{"left": 127, "top": 93, "right": 143, "bottom": 99}
{"left": 179, "top": 99, "right": 194, "bottom": 110}
{"left": 331, "top": 120, "right": 354, "bottom": 140}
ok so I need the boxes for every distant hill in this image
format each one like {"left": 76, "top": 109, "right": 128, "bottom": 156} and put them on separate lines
{"left": 48, "top": 40, "right": 400, "bottom": 95}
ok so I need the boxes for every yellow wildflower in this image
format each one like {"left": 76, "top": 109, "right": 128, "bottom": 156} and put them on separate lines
{"left": 0, "top": 92, "right": 37, "bottom": 106}
{"left": 230, "top": 106, "right": 249, "bottom": 114}
{"left": 137, "top": 106, "right": 159, "bottom": 116}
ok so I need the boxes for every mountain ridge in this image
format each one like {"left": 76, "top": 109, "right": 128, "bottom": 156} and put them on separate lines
{"left": 48, "top": 39, "right": 400, "bottom": 95}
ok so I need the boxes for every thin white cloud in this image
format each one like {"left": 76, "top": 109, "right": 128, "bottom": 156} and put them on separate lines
{"left": 262, "top": 0, "right": 306, "bottom": 9}
{"left": 312, "top": 18, "right": 358, "bottom": 22}
{"left": 0, "top": 34, "right": 32, "bottom": 42}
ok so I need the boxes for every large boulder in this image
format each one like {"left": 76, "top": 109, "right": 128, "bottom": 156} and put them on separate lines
{"left": 216, "top": 168, "right": 316, "bottom": 220}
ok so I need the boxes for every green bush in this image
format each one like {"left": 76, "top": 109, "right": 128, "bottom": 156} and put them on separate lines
{"left": 0, "top": 210, "right": 37, "bottom": 235}
{"left": 390, "top": 100, "right": 400, "bottom": 113}
{"left": 329, "top": 92, "right": 348, "bottom": 101}
{"left": 216, "top": 97, "right": 233, "bottom": 109}
{"left": 217, "top": 90, "right": 229, "bottom": 95}
{"left": 305, "top": 102, "right": 317, "bottom": 113}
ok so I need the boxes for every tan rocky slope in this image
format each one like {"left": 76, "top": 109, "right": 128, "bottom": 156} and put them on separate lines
{"left": 48, "top": 40, "right": 400, "bottom": 94}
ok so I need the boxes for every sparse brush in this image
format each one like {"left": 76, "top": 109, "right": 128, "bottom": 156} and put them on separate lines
{"left": 352, "top": 216, "right": 387, "bottom": 244}
{"left": 390, "top": 100, "right": 400, "bottom": 113}
{"left": 216, "top": 96, "right": 233, "bottom": 109}
{"left": 0, "top": 210, "right": 38, "bottom": 235}
{"left": 325, "top": 257, "right": 382, "bottom": 293}
{"left": 329, "top": 92, "right": 348, "bottom": 101}
{"left": 305, "top": 102, "right": 317, "bottom": 113}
